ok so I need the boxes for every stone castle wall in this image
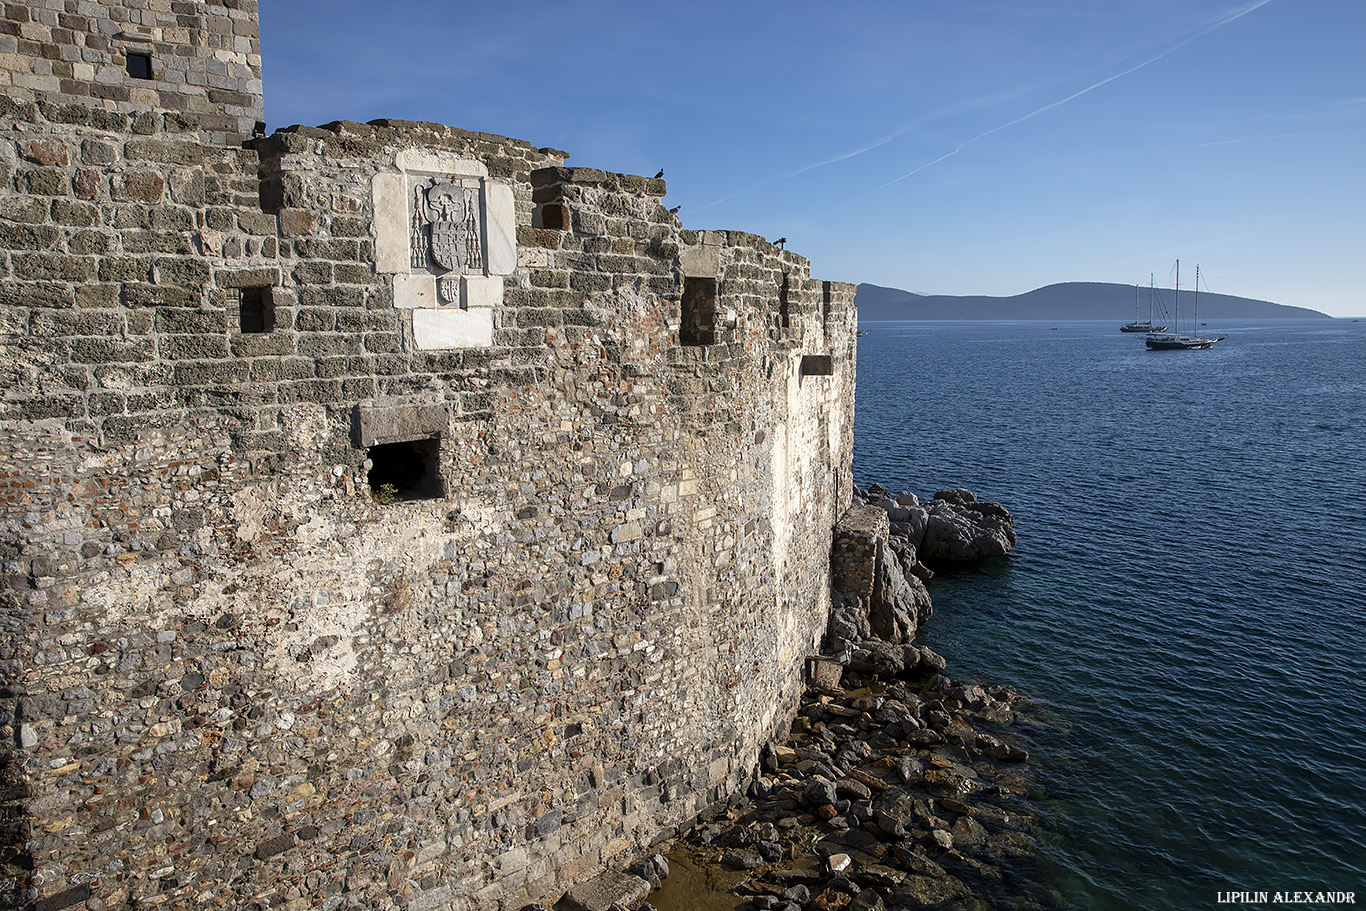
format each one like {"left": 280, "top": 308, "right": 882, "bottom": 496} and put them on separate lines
{"left": 0, "top": 0, "right": 262, "bottom": 147}
{"left": 0, "top": 48, "right": 858, "bottom": 911}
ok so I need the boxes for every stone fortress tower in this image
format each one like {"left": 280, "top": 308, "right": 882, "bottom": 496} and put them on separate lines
{"left": 0, "top": 2, "right": 857, "bottom": 909}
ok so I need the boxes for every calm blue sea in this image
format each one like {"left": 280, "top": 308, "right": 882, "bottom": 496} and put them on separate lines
{"left": 854, "top": 319, "right": 1366, "bottom": 911}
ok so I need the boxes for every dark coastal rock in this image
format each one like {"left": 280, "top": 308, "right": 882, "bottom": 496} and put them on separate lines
{"left": 893, "top": 872, "right": 971, "bottom": 907}
{"left": 847, "top": 641, "right": 905, "bottom": 677}
{"left": 847, "top": 890, "right": 886, "bottom": 911}
{"left": 919, "top": 491, "right": 1017, "bottom": 564}
{"left": 828, "top": 594, "right": 872, "bottom": 643}
{"left": 627, "top": 854, "right": 670, "bottom": 890}
{"left": 951, "top": 814, "right": 990, "bottom": 847}
{"left": 722, "top": 847, "right": 764, "bottom": 870}
{"left": 859, "top": 485, "right": 1016, "bottom": 566}
{"left": 803, "top": 779, "right": 839, "bottom": 810}
{"left": 869, "top": 540, "right": 932, "bottom": 643}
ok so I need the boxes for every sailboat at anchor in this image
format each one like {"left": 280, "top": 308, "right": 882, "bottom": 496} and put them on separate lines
{"left": 1121, "top": 274, "right": 1168, "bottom": 333}
{"left": 1146, "top": 260, "right": 1225, "bottom": 350}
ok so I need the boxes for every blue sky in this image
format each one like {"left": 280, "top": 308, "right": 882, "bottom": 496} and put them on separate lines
{"left": 259, "top": 1, "right": 1365, "bottom": 317}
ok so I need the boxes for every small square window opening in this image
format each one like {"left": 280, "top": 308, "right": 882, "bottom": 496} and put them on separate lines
{"left": 367, "top": 438, "right": 444, "bottom": 501}
{"left": 239, "top": 287, "right": 274, "bottom": 334}
{"left": 126, "top": 54, "right": 153, "bottom": 80}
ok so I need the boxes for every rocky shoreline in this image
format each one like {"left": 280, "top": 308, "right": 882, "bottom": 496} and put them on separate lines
{"left": 553, "top": 487, "right": 1052, "bottom": 911}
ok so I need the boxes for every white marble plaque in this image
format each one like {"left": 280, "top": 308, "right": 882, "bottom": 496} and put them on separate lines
{"left": 484, "top": 182, "right": 516, "bottom": 276}
{"left": 372, "top": 172, "right": 408, "bottom": 274}
{"left": 372, "top": 152, "right": 517, "bottom": 348}
{"left": 413, "top": 308, "right": 493, "bottom": 350}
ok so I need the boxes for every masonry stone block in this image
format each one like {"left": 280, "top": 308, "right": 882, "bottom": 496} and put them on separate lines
{"left": 393, "top": 273, "right": 436, "bottom": 310}
{"left": 463, "top": 274, "right": 502, "bottom": 309}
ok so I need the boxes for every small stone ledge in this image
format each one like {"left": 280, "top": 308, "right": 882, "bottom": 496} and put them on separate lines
{"left": 355, "top": 399, "right": 449, "bottom": 447}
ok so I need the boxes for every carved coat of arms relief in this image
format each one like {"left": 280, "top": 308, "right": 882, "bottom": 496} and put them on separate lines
{"left": 410, "top": 178, "right": 484, "bottom": 305}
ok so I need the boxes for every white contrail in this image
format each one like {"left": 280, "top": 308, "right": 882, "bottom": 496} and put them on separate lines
{"left": 1187, "top": 132, "right": 1299, "bottom": 148}
{"left": 818, "top": 0, "right": 1276, "bottom": 217}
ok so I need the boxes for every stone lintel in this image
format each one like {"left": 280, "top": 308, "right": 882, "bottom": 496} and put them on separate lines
{"left": 395, "top": 149, "right": 488, "bottom": 177}
{"left": 356, "top": 399, "right": 449, "bottom": 448}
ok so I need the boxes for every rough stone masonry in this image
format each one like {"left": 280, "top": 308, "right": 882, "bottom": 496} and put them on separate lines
{"left": 0, "top": 3, "right": 858, "bottom": 910}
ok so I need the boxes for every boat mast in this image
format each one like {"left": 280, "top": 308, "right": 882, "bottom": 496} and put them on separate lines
{"left": 1194, "top": 264, "right": 1200, "bottom": 333}
{"left": 1149, "top": 273, "right": 1156, "bottom": 323}
{"left": 1174, "top": 259, "right": 1180, "bottom": 335}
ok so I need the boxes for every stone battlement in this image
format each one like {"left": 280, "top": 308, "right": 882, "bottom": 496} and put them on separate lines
{"left": 0, "top": 7, "right": 857, "bottom": 910}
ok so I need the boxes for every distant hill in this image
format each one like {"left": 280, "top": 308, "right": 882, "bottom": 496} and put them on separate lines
{"left": 855, "top": 282, "right": 1331, "bottom": 322}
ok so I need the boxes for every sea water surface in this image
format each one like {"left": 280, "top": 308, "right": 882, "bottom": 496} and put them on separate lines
{"left": 854, "top": 320, "right": 1366, "bottom": 910}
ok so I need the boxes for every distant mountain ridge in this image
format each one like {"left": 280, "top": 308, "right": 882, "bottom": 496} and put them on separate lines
{"left": 855, "top": 281, "right": 1330, "bottom": 322}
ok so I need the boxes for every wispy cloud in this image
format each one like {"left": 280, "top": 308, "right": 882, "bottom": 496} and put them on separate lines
{"left": 815, "top": 0, "right": 1277, "bottom": 218}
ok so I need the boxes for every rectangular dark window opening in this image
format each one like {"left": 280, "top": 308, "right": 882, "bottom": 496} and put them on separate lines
{"left": 537, "top": 203, "right": 567, "bottom": 231}
{"left": 680, "top": 277, "right": 717, "bottom": 346}
{"left": 778, "top": 272, "right": 791, "bottom": 328}
{"left": 367, "top": 438, "right": 444, "bottom": 501}
{"left": 801, "top": 354, "right": 834, "bottom": 376}
{"left": 126, "top": 53, "right": 153, "bottom": 80}
{"left": 239, "top": 287, "right": 274, "bottom": 334}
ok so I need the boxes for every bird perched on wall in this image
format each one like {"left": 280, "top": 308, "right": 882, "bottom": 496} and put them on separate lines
{"left": 774, "top": 237, "right": 787, "bottom": 249}
{"left": 668, "top": 205, "right": 681, "bottom": 214}
{"left": 653, "top": 169, "right": 664, "bottom": 179}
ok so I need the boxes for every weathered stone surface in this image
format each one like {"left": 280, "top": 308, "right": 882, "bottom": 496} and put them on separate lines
{"left": 868, "top": 538, "right": 931, "bottom": 644}
{"left": 356, "top": 399, "right": 449, "bottom": 446}
{"left": 0, "top": 36, "right": 860, "bottom": 911}
{"left": 562, "top": 870, "right": 652, "bottom": 911}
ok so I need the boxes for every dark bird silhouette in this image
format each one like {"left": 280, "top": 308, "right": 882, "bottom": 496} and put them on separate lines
{"left": 653, "top": 169, "right": 664, "bottom": 179}
{"left": 774, "top": 237, "right": 787, "bottom": 248}
{"left": 668, "top": 205, "right": 681, "bottom": 214}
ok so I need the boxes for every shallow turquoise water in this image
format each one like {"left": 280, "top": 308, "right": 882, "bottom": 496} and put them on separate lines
{"left": 854, "top": 320, "right": 1366, "bottom": 910}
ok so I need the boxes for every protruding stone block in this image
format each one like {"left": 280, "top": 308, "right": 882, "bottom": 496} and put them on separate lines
{"left": 356, "top": 400, "right": 449, "bottom": 447}
{"left": 395, "top": 150, "right": 487, "bottom": 178}
{"left": 802, "top": 354, "right": 833, "bottom": 376}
